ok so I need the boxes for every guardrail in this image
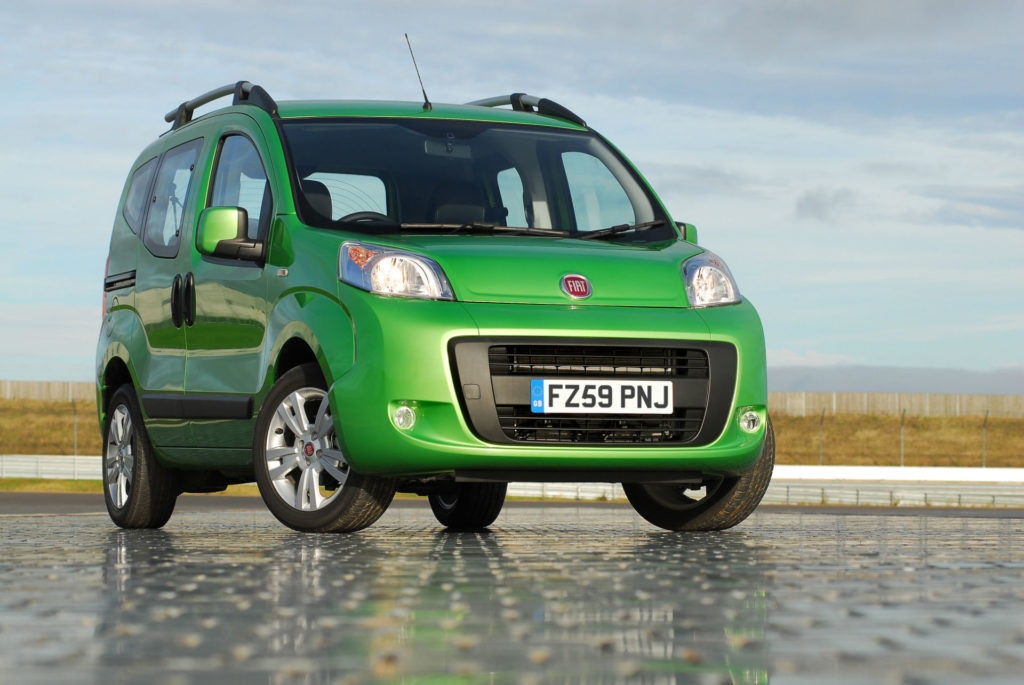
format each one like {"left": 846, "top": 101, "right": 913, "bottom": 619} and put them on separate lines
{"left": 763, "top": 465, "right": 1024, "bottom": 508}
{"left": 0, "top": 455, "right": 99, "bottom": 480}
{"left": 3, "top": 455, "right": 1023, "bottom": 509}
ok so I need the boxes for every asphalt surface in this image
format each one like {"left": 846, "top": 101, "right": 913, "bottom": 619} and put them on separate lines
{"left": 1, "top": 495, "right": 1022, "bottom": 684}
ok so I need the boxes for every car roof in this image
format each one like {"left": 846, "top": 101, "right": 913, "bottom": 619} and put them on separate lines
{"left": 275, "top": 100, "right": 585, "bottom": 130}
{"left": 163, "top": 81, "right": 587, "bottom": 133}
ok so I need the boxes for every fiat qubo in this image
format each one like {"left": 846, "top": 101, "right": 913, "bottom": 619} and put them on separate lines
{"left": 97, "top": 82, "right": 773, "bottom": 533}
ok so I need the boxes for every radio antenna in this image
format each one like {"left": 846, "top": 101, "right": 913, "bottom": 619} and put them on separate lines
{"left": 405, "top": 33, "right": 432, "bottom": 111}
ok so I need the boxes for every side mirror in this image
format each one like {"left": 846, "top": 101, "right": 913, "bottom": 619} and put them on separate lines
{"left": 676, "top": 222, "right": 699, "bottom": 244}
{"left": 197, "top": 207, "right": 263, "bottom": 261}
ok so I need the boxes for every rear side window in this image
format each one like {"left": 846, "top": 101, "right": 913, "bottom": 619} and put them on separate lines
{"left": 123, "top": 157, "right": 157, "bottom": 234}
{"left": 143, "top": 138, "right": 203, "bottom": 258}
{"left": 209, "top": 135, "right": 271, "bottom": 239}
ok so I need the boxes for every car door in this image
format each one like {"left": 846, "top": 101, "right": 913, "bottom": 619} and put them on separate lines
{"left": 183, "top": 122, "right": 273, "bottom": 453}
{"left": 132, "top": 137, "right": 204, "bottom": 448}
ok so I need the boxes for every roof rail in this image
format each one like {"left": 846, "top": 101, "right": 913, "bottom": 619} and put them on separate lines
{"left": 164, "top": 81, "right": 278, "bottom": 129}
{"left": 467, "top": 93, "right": 586, "bottom": 128}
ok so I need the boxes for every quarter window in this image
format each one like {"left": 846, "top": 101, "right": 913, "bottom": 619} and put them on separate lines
{"left": 123, "top": 157, "right": 157, "bottom": 234}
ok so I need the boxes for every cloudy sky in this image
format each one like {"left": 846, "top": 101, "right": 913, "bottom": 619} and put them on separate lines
{"left": 1, "top": 0, "right": 1021, "bottom": 383}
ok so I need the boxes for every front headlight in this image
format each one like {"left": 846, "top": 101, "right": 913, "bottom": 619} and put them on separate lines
{"left": 340, "top": 241, "right": 454, "bottom": 300}
{"left": 683, "top": 251, "right": 741, "bottom": 308}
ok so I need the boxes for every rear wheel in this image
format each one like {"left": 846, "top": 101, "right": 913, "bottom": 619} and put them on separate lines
{"left": 254, "top": 364, "right": 396, "bottom": 533}
{"left": 428, "top": 483, "right": 507, "bottom": 530}
{"left": 624, "top": 419, "right": 775, "bottom": 531}
{"left": 102, "top": 385, "right": 178, "bottom": 529}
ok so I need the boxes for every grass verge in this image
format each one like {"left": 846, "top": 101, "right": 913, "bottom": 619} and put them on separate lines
{"left": 3, "top": 399, "right": 1021, "bottom": 469}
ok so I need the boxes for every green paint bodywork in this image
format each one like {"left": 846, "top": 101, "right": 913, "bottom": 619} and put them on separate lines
{"left": 97, "top": 95, "right": 768, "bottom": 487}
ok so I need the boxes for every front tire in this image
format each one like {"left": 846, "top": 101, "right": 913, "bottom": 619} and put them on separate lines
{"left": 254, "top": 364, "right": 396, "bottom": 533}
{"left": 428, "top": 483, "right": 507, "bottom": 530}
{"left": 624, "top": 418, "right": 775, "bottom": 532}
{"left": 102, "top": 385, "right": 178, "bottom": 529}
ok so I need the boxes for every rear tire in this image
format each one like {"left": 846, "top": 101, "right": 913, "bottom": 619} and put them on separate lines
{"left": 624, "top": 418, "right": 775, "bottom": 531}
{"left": 254, "top": 364, "right": 395, "bottom": 533}
{"left": 102, "top": 385, "right": 178, "bottom": 529}
{"left": 428, "top": 483, "right": 507, "bottom": 530}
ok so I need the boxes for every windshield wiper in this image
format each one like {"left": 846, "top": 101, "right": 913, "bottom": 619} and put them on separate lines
{"left": 328, "top": 215, "right": 569, "bottom": 238}
{"left": 396, "top": 222, "right": 569, "bottom": 237}
{"left": 578, "top": 220, "right": 667, "bottom": 241}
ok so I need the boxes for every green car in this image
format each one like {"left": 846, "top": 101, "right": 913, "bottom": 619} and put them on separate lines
{"left": 97, "top": 82, "right": 773, "bottom": 533}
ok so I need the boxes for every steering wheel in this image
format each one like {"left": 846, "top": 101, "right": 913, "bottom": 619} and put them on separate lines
{"left": 338, "top": 211, "right": 392, "bottom": 223}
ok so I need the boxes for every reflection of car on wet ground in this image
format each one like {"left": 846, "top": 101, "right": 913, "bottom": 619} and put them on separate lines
{"left": 91, "top": 515, "right": 769, "bottom": 682}
{"left": 97, "top": 82, "right": 773, "bottom": 533}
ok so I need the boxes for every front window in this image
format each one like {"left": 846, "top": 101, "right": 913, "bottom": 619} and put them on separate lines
{"left": 209, "top": 135, "right": 271, "bottom": 239}
{"left": 281, "top": 119, "right": 672, "bottom": 242}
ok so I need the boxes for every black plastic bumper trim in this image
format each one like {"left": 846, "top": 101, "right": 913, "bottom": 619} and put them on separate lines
{"left": 454, "top": 469, "right": 703, "bottom": 484}
{"left": 449, "top": 337, "right": 738, "bottom": 447}
{"left": 142, "top": 393, "right": 253, "bottom": 420}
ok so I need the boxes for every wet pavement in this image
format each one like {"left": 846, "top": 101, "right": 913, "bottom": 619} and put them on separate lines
{"left": 1, "top": 500, "right": 1022, "bottom": 684}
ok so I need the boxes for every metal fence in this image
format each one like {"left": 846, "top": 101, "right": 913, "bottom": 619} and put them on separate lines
{"left": 768, "top": 391, "right": 1024, "bottom": 418}
{"left": 1, "top": 381, "right": 94, "bottom": 402}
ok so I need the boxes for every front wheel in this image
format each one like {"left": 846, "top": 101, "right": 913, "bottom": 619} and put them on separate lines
{"left": 102, "top": 385, "right": 178, "bottom": 529}
{"left": 428, "top": 483, "right": 507, "bottom": 530}
{"left": 253, "top": 364, "right": 396, "bottom": 533}
{"left": 624, "top": 419, "right": 775, "bottom": 532}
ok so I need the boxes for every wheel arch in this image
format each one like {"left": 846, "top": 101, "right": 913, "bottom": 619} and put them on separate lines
{"left": 264, "top": 290, "right": 356, "bottom": 394}
{"left": 98, "top": 354, "right": 135, "bottom": 432}
{"left": 275, "top": 337, "right": 320, "bottom": 381}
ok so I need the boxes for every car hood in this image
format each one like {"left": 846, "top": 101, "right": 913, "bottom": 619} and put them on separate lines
{"left": 373, "top": 235, "right": 704, "bottom": 307}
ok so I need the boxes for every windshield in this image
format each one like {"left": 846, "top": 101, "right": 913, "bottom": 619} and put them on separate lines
{"left": 281, "top": 118, "right": 674, "bottom": 242}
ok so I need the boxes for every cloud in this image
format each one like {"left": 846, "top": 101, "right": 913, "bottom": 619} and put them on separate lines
{"left": 794, "top": 187, "right": 858, "bottom": 223}
{"left": 914, "top": 185, "right": 1024, "bottom": 231}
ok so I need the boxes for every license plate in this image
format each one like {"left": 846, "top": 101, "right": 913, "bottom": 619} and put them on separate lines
{"left": 530, "top": 379, "right": 674, "bottom": 414}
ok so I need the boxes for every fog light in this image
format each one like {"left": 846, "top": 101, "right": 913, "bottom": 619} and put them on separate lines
{"left": 739, "top": 410, "right": 761, "bottom": 433}
{"left": 393, "top": 405, "right": 416, "bottom": 430}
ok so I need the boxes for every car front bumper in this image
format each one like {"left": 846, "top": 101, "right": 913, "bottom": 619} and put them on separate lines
{"left": 327, "top": 293, "right": 767, "bottom": 480}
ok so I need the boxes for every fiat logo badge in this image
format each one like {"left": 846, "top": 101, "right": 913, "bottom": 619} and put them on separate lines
{"left": 560, "top": 274, "right": 592, "bottom": 299}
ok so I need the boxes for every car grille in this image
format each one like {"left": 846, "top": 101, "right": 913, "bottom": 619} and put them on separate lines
{"left": 487, "top": 345, "right": 709, "bottom": 379}
{"left": 494, "top": 405, "right": 706, "bottom": 444}
{"left": 450, "top": 339, "right": 737, "bottom": 447}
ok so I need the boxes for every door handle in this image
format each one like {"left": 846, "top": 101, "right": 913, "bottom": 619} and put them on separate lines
{"left": 171, "top": 274, "right": 183, "bottom": 328}
{"left": 183, "top": 272, "right": 196, "bottom": 327}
